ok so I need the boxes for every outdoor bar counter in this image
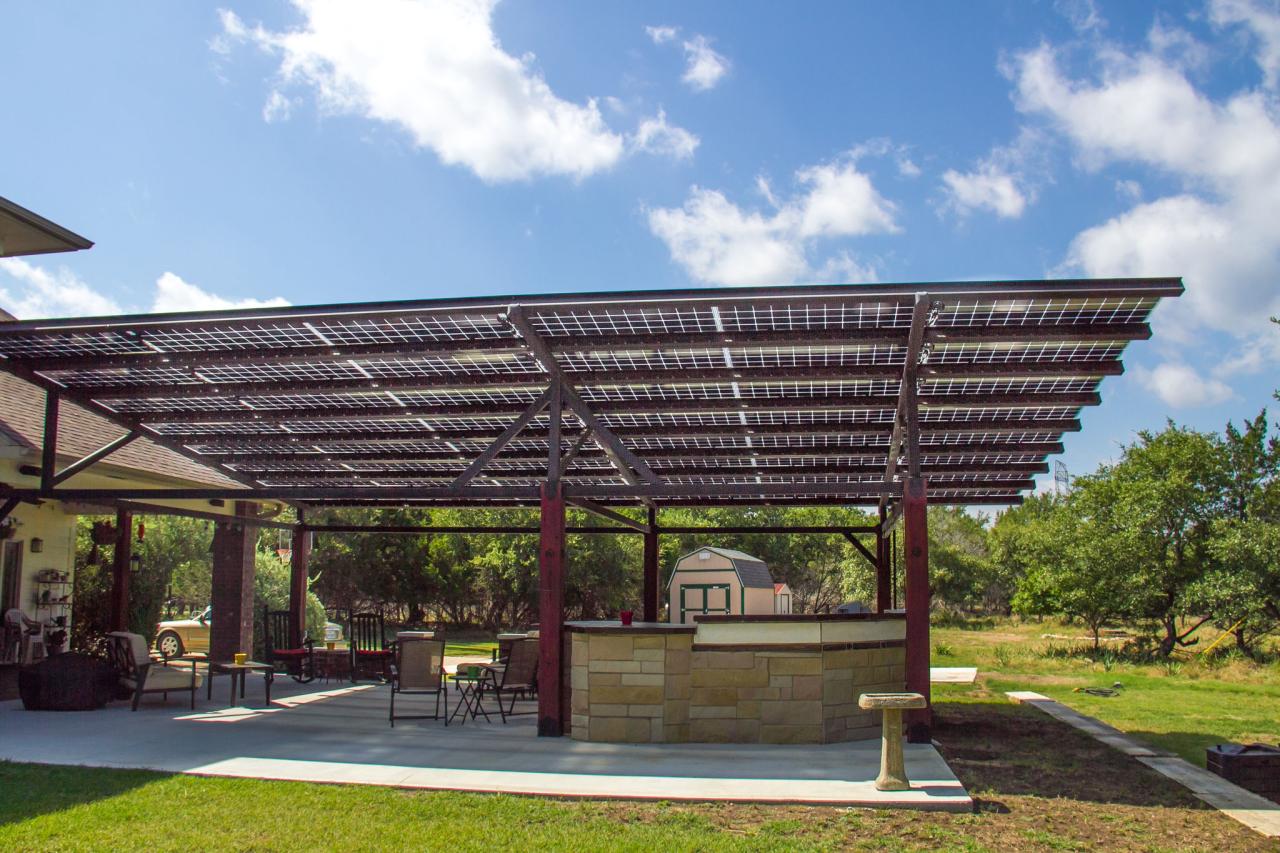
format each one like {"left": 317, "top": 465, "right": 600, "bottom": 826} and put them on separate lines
{"left": 565, "top": 614, "right": 906, "bottom": 744}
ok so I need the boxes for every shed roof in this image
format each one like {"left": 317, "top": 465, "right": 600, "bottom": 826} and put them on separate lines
{"left": 673, "top": 546, "right": 775, "bottom": 589}
{"left": 0, "top": 278, "right": 1181, "bottom": 508}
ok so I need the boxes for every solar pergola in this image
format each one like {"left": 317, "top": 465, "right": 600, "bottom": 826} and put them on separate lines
{"left": 0, "top": 277, "right": 1181, "bottom": 737}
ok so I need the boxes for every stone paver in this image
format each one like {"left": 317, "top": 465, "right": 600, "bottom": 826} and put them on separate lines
{"left": 930, "top": 667, "right": 977, "bottom": 684}
{"left": 1006, "top": 690, "right": 1280, "bottom": 838}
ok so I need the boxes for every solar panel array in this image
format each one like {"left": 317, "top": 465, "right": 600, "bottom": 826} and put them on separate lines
{"left": 0, "top": 278, "right": 1180, "bottom": 507}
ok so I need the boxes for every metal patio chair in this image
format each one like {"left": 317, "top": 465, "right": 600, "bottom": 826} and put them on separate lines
{"left": 389, "top": 638, "right": 448, "bottom": 727}
{"left": 481, "top": 637, "right": 538, "bottom": 722}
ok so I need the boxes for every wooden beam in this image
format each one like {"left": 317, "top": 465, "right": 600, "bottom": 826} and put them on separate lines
{"left": 643, "top": 505, "right": 659, "bottom": 622}
{"left": 885, "top": 293, "right": 934, "bottom": 499}
{"left": 903, "top": 478, "right": 931, "bottom": 743}
{"left": 842, "top": 531, "right": 878, "bottom": 570}
{"left": 537, "top": 481, "right": 566, "bottom": 736}
{"left": 565, "top": 497, "right": 649, "bottom": 533}
{"left": 40, "top": 389, "right": 59, "bottom": 493}
{"left": 506, "top": 305, "right": 660, "bottom": 486}
{"left": 448, "top": 386, "right": 553, "bottom": 489}
{"left": 51, "top": 429, "right": 143, "bottom": 486}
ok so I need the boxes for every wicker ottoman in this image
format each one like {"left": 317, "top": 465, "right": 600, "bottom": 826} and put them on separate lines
{"left": 18, "top": 652, "right": 118, "bottom": 711}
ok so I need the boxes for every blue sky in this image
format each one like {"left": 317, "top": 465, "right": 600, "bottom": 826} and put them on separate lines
{"left": 2, "top": 0, "right": 1278, "bottom": 490}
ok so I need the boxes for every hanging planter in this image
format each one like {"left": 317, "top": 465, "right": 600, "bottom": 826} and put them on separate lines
{"left": 0, "top": 520, "right": 15, "bottom": 540}
{"left": 91, "top": 521, "right": 117, "bottom": 546}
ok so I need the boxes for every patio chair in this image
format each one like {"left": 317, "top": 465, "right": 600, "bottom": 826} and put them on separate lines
{"left": 263, "top": 608, "right": 315, "bottom": 683}
{"left": 481, "top": 637, "right": 538, "bottom": 723}
{"left": 4, "top": 609, "right": 48, "bottom": 665}
{"left": 106, "top": 631, "right": 203, "bottom": 711}
{"left": 348, "top": 612, "right": 394, "bottom": 682}
{"left": 389, "top": 638, "right": 448, "bottom": 727}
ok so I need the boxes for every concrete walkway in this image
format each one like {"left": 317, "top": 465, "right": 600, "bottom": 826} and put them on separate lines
{"left": 930, "top": 667, "right": 977, "bottom": 684}
{"left": 1007, "top": 690, "right": 1280, "bottom": 838}
{"left": 0, "top": 678, "right": 970, "bottom": 811}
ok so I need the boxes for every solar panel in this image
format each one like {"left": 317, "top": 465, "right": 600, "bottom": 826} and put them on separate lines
{"left": 0, "top": 278, "right": 1180, "bottom": 506}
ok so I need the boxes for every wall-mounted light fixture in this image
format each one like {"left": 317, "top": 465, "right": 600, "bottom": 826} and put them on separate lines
{"left": 29, "top": 537, "right": 43, "bottom": 553}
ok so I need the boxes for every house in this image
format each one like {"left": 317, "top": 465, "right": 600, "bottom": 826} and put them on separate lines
{"left": 0, "top": 196, "right": 273, "bottom": 677}
{"left": 666, "top": 546, "right": 791, "bottom": 624}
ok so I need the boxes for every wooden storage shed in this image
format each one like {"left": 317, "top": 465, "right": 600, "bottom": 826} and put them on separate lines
{"left": 667, "top": 547, "right": 788, "bottom": 624}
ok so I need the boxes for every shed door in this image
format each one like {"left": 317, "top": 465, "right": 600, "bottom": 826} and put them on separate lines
{"left": 679, "top": 583, "right": 730, "bottom": 623}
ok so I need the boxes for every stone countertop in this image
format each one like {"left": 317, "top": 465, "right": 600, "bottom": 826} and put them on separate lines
{"left": 564, "top": 620, "right": 697, "bottom": 634}
{"left": 693, "top": 613, "right": 906, "bottom": 623}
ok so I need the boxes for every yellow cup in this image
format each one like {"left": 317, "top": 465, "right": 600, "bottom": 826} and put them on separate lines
{"left": 233, "top": 652, "right": 247, "bottom": 665}
{"left": 325, "top": 641, "right": 336, "bottom": 651}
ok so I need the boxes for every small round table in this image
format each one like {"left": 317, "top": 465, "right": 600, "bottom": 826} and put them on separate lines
{"left": 449, "top": 668, "right": 497, "bottom": 724}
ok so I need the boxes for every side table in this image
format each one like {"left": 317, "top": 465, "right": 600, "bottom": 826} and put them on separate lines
{"left": 208, "top": 660, "right": 274, "bottom": 708}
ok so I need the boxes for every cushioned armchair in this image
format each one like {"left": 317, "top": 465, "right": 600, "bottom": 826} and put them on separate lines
{"left": 106, "top": 631, "right": 203, "bottom": 711}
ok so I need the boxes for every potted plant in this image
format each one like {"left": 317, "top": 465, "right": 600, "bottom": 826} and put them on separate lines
{"left": 0, "top": 518, "right": 15, "bottom": 540}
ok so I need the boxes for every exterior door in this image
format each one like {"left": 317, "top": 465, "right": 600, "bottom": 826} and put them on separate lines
{"left": 1, "top": 541, "right": 21, "bottom": 612}
{"left": 679, "top": 583, "right": 730, "bottom": 623}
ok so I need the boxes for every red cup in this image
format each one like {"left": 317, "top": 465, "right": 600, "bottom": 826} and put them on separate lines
{"left": 619, "top": 610, "right": 634, "bottom": 626}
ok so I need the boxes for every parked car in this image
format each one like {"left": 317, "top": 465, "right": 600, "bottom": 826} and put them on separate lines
{"left": 154, "top": 606, "right": 211, "bottom": 658}
{"left": 154, "top": 607, "right": 344, "bottom": 658}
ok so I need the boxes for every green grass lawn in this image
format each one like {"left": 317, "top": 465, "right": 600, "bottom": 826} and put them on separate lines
{"left": 2, "top": 701, "right": 1271, "bottom": 852}
{"left": 931, "top": 618, "right": 1280, "bottom": 766}
{"left": 443, "top": 639, "right": 497, "bottom": 658}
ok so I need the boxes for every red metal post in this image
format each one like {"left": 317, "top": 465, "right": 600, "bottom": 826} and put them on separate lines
{"left": 537, "top": 481, "right": 566, "bottom": 736}
{"left": 875, "top": 504, "right": 891, "bottom": 613}
{"left": 642, "top": 505, "right": 659, "bottom": 622}
{"left": 288, "top": 524, "right": 311, "bottom": 647}
{"left": 109, "top": 509, "right": 132, "bottom": 632}
{"left": 903, "top": 477, "right": 931, "bottom": 743}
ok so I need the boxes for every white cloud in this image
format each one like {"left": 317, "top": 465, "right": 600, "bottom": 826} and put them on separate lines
{"left": 630, "top": 109, "right": 699, "bottom": 160}
{"left": 1211, "top": 0, "right": 1280, "bottom": 90}
{"left": 150, "top": 272, "right": 290, "bottom": 313}
{"left": 1006, "top": 30, "right": 1280, "bottom": 371}
{"left": 0, "top": 261, "right": 288, "bottom": 319}
{"left": 262, "top": 89, "right": 293, "bottom": 123}
{"left": 647, "top": 152, "right": 897, "bottom": 286}
{"left": 1132, "top": 361, "right": 1235, "bottom": 407}
{"left": 0, "top": 259, "right": 121, "bottom": 318}
{"left": 941, "top": 165, "right": 1028, "bottom": 218}
{"left": 645, "top": 24, "right": 678, "bottom": 45}
{"left": 896, "top": 157, "right": 922, "bottom": 178}
{"left": 1054, "top": 0, "right": 1105, "bottom": 34}
{"left": 681, "top": 35, "right": 730, "bottom": 91}
{"left": 939, "top": 128, "right": 1046, "bottom": 219}
{"left": 218, "top": 0, "right": 629, "bottom": 182}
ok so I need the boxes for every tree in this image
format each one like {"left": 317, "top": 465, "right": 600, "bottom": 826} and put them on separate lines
{"left": 1194, "top": 409, "right": 1280, "bottom": 653}
{"left": 1097, "top": 425, "right": 1229, "bottom": 655}
{"left": 1009, "top": 489, "right": 1139, "bottom": 648}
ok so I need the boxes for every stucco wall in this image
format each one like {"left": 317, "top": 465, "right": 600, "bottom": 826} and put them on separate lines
{"left": 1, "top": 493, "right": 77, "bottom": 634}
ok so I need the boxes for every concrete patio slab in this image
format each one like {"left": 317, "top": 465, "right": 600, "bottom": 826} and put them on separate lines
{"left": 0, "top": 678, "right": 971, "bottom": 811}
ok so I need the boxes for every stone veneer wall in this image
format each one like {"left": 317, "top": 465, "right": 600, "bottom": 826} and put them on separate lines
{"left": 570, "top": 630, "right": 693, "bottom": 743}
{"left": 569, "top": 626, "right": 904, "bottom": 744}
{"left": 686, "top": 644, "right": 905, "bottom": 744}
